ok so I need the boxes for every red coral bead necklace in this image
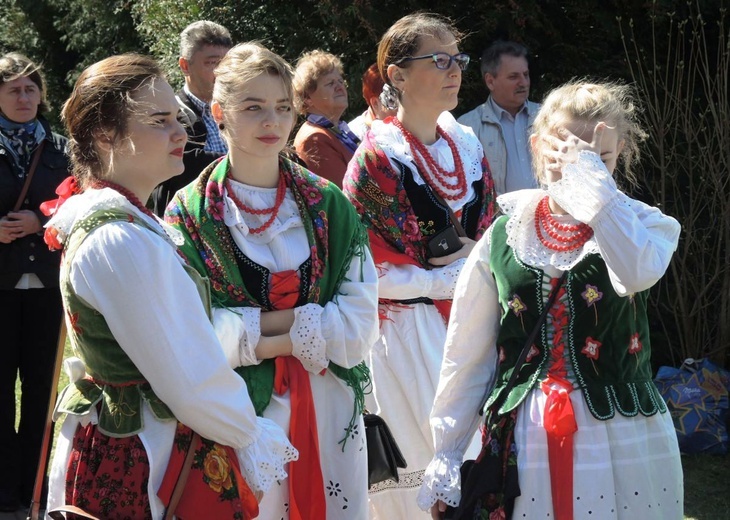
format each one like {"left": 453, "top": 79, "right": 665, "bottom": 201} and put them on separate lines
{"left": 534, "top": 196, "right": 594, "bottom": 252}
{"left": 392, "top": 118, "right": 468, "bottom": 201}
{"left": 225, "top": 171, "right": 287, "bottom": 235}
{"left": 92, "top": 179, "right": 157, "bottom": 220}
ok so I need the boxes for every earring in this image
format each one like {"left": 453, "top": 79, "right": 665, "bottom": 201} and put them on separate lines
{"left": 218, "top": 123, "right": 225, "bottom": 131}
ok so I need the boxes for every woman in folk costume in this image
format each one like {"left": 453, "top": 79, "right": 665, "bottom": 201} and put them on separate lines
{"left": 44, "top": 54, "right": 297, "bottom": 520}
{"left": 418, "top": 81, "right": 683, "bottom": 520}
{"left": 342, "top": 13, "right": 496, "bottom": 519}
{"left": 165, "top": 43, "right": 379, "bottom": 520}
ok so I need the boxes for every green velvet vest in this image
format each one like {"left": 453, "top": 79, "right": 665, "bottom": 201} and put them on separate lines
{"left": 56, "top": 209, "right": 209, "bottom": 437}
{"left": 486, "top": 215, "right": 666, "bottom": 420}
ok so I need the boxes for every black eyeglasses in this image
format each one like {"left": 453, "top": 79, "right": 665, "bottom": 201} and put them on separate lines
{"left": 396, "top": 52, "right": 470, "bottom": 71}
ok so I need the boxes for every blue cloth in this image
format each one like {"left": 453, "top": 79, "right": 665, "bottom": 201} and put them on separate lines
{"left": 306, "top": 114, "right": 360, "bottom": 153}
{"left": 183, "top": 87, "right": 228, "bottom": 155}
{"left": 0, "top": 115, "right": 45, "bottom": 177}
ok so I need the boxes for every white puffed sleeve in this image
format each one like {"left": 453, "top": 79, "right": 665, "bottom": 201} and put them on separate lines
{"left": 290, "top": 246, "right": 379, "bottom": 371}
{"left": 212, "top": 307, "right": 262, "bottom": 368}
{"left": 417, "top": 230, "right": 501, "bottom": 510}
{"left": 71, "top": 222, "right": 264, "bottom": 449}
{"left": 549, "top": 152, "right": 681, "bottom": 295}
{"left": 377, "top": 257, "right": 467, "bottom": 301}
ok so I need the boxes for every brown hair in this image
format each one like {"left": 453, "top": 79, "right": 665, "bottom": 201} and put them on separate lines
{"left": 0, "top": 52, "right": 49, "bottom": 114}
{"left": 376, "top": 12, "right": 462, "bottom": 101}
{"left": 213, "top": 42, "right": 295, "bottom": 143}
{"left": 62, "top": 53, "right": 165, "bottom": 187}
{"left": 531, "top": 80, "right": 647, "bottom": 187}
{"left": 292, "top": 50, "right": 344, "bottom": 115}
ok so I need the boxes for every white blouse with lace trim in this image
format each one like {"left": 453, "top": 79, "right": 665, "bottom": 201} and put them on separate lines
{"left": 369, "top": 111, "right": 483, "bottom": 212}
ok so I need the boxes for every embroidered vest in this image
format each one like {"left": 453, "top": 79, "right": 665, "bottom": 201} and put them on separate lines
{"left": 486, "top": 215, "right": 666, "bottom": 420}
{"left": 56, "top": 209, "right": 210, "bottom": 436}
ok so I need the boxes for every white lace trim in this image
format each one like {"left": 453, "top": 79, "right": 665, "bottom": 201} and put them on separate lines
{"left": 291, "top": 303, "right": 328, "bottom": 374}
{"left": 416, "top": 451, "right": 464, "bottom": 510}
{"left": 369, "top": 111, "right": 483, "bottom": 212}
{"left": 498, "top": 189, "right": 601, "bottom": 271}
{"left": 223, "top": 181, "right": 303, "bottom": 243}
{"left": 212, "top": 307, "right": 262, "bottom": 368}
{"left": 235, "top": 416, "right": 299, "bottom": 494}
{"left": 547, "top": 151, "right": 620, "bottom": 226}
{"left": 46, "top": 188, "right": 184, "bottom": 247}
{"left": 429, "top": 257, "right": 467, "bottom": 300}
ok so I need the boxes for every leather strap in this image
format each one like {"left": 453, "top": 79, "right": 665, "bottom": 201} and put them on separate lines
{"left": 27, "top": 320, "right": 66, "bottom": 520}
{"left": 481, "top": 271, "right": 568, "bottom": 415}
{"left": 163, "top": 431, "right": 201, "bottom": 520}
{"left": 13, "top": 141, "right": 45, "bottom": 212}
{"left": 429, "top": 187, "right": 467, "bottom": 237}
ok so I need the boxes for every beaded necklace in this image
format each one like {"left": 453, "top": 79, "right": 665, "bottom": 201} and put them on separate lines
{"left": 92, "top": 180, "right": 156, "bottom": 220}
{"left": 225, "top": 172, "right": 287, "bottom": 235}
{"left": 392, "top": 118, "right": 468, "bottom": 201}
{"left": 534, "top": 196, "right": 594, "bottom": 252}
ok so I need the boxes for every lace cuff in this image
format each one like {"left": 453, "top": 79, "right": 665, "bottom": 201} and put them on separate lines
{"left": 54, "top": 357, "right": 98, "bottom": 427}
{"left": 212, "top": 307, "right": 261, "bottom": 368}
{"left": 547, "top": 151, "right": 619, "bottom": 224}
{"left": 235, "top": 417, "right": 299, "bottom": 494}
{"left": 428, "top": 257, "right": 467, "bottom": 300}
{"left": 416, "top": 451, "right": 464, "bottom": 510}
{"left": 290, "top": 303, "right": 328, "bottom": 373}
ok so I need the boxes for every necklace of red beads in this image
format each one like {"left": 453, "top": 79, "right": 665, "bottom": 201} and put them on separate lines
{"left": 534, "top": 196, "right": 594, "bottom": 252}
{"left": 225, "top": 171, "right": 287, "bottom": 235}
{"left": 92, "top": 180, "right": 157, "bottom": 220}
{"left": 392, "top": 118, "right": 468, "bottom": 201}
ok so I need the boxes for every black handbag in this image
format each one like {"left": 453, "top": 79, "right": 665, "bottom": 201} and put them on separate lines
{"left": 446, "top": 272, "right": 567, "bottom": 520}
{"left": 364, "top": 412, "right": 407, "bottom": 488}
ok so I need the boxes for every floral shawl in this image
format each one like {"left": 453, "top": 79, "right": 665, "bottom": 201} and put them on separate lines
{"left": 343, "top": 126, "right": 496, "bottom": 319}
{"left": 166, "top": 155, "right": 370, "bottom": 417}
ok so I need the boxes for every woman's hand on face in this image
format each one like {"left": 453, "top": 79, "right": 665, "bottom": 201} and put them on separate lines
{"left": 428, "top": 237, "right": 476, "bottom": 267}
{"left": 543, "top": 122, "right": 606, "bottom": 177}
{"left": 430, "top": 500, "right": 448, "bottom": 519}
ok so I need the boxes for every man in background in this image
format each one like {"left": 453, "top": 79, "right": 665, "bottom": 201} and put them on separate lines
{"left": 458, "top": 40, "right": 540, "bottom": 195}
{"left": 153, "top": 20, "right": 232, "bottom": 215}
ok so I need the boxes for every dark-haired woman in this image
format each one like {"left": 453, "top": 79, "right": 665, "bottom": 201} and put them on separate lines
{"left": 44, "top": 54, "right": 296, "bottom": 520}
{"left": 0, "top": 52, "right": 69, "bottom": 512}
{"left": 343, "top": 13, "right": 496, "bottom": 518}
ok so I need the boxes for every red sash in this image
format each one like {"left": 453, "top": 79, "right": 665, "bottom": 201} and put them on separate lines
{"left": 271, "top": 269, "right": 327, "bottom": 520}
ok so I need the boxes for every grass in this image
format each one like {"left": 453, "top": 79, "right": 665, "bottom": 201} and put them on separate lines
{"left": 15, "top": 342, "right": 730, "bottom": 519}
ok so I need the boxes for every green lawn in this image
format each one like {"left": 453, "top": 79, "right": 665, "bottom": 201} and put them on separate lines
{"left": 15, "top": 341, "right": 730, "bottom": 519}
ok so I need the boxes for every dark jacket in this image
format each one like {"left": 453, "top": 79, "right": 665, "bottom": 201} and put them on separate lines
{"left": 0, "top": 117, "right": 70, "bottom": 289}
{"left": 151, "top": 89, "right": 223, "bottom": 216}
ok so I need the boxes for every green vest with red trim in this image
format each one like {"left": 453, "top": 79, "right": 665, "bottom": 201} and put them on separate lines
{"left": 485, "top": 215, "right": 666, "bottom": 420}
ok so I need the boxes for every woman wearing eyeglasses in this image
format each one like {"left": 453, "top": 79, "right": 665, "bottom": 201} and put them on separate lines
{"left": 343, "top": 13, "right": 496, "bottom": 518}
{"left": 293, "top": 50, "right": 360, "bottom": 187}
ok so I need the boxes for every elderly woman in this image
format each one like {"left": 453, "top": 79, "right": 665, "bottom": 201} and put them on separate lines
{"left": 293, "top": 50, "right": 360, "bottom": 187}
{"left": 0, "top": 52, "right": 69, "bottom": 512}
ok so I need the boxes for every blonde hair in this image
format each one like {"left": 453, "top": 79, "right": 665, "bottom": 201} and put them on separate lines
{"left": 213, "top": 42, "right": 294, "bottom": 141}
{"left": 531, "top": 80, "right": 647, "bottom": 187}
{"left": 292, "top": 50, "right": 344, "bottom": 115}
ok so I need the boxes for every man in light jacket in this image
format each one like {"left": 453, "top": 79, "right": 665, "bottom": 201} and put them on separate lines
{"left": 458, "top": 41, "right": 540, "bottom": 195}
